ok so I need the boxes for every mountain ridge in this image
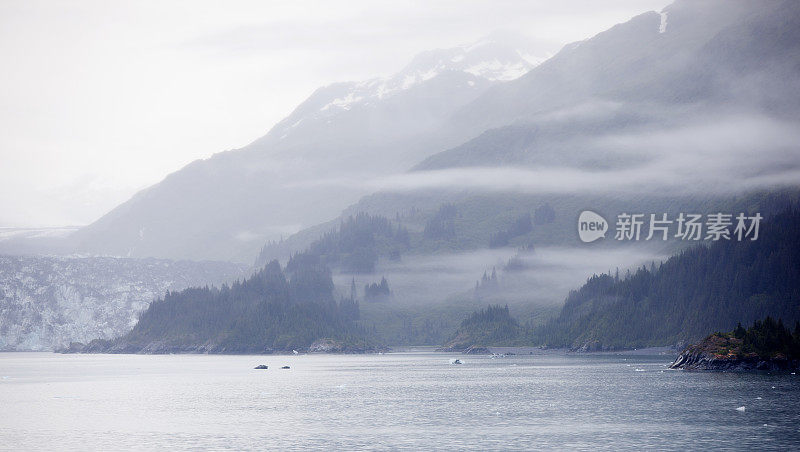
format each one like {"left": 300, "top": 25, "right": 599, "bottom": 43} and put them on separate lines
{"left": 62, "top": 33, "right": 553, "bottom": 262}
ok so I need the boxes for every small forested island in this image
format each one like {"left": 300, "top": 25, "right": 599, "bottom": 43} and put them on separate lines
{"left": 671, "top": 317, "right": 800, "bottom": 371}
{"left": 440, "top": 305, "right": 524, "bottom": 353}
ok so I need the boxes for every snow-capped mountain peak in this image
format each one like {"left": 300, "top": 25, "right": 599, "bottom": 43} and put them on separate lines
{"left": 354, "top": 33, "right": 550, "bottom": 100}
{"left": 399, "top": 33, "right": 550, "bottom": 83}
{"left": 268, "top": 32, "right": 554, "bottom": 138}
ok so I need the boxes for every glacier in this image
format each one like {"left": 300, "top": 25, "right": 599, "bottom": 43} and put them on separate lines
{"left": 0, "top": 255, "right": 246, "bottom": 351}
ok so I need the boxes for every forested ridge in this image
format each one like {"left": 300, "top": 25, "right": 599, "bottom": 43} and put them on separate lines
{"left": 76, "top": 256, "right": 374, "bottom": 353}
{"left": 531, "top": 210, "right": 800, "bottom": 349}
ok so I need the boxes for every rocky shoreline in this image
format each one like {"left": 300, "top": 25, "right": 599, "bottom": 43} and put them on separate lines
{"left": 669, "top": 332, "right": 800, "bottom": 372}
{"left": 670, "top": 348, "right": 798, "bottom": 371}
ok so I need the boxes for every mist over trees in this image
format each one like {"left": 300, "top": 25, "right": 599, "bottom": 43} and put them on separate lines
{"left": 364, "top": 277, "right": 392, "bottom": 302}
{"left": 257, "top": 213, "right": 411, "bottom": 273}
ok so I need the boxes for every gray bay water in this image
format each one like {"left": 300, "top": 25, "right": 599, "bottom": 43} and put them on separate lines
{"left": 1, "top": 350, "right": 799, "bottom": 451}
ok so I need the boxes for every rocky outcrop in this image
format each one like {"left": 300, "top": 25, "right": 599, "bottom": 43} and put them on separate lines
{"left": 670, "top": 348, "right": 798, "bottom": 371}
{"left": 670, "top": 334, "right": 800, "bottom": 371}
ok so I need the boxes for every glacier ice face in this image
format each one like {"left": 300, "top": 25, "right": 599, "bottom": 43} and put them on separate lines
{"left": 0, "top": 255, "right": 246, "bottom": 351}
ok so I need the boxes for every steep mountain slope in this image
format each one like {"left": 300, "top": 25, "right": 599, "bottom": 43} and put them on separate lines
{"left": 442, "top": 0, "right": 800, "bottom": 139}
{"left": 65, "top": 34, "right": 551, "bottom": 263}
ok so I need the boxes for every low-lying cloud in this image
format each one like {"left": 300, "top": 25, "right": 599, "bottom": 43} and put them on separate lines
{"left": 333, "top": 245, "right": 667, "bottom": 307}
{"left": 288, "top": 113, "right": 800, "bottom": 197}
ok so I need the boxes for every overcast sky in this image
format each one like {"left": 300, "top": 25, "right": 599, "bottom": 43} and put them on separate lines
{"left": 0, "top": 0, "right": 670, "bottom": 228}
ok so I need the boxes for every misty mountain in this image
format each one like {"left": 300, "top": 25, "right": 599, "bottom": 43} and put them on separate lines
{"left": 259, "top": 0, "right": 800, "bottom": 265}
{"left": 248, "top": 0, "right": 800, "bottom": 347}
{"left": 8, "top": 0, "right": 799, "bottom": 353}
{"left": 0, "top": 255, "right": 245, "bottom": 351}
{"left": 31, "top": 0, "right": 800, "bottom": 266}
{"left": 252, "top": 190, "right": 797, "bottom": 347}
{"left": 262, "top": 188, "right": 799, "bottom": 272}
{"left": 418, "top": 0, "right": 800, "bottom": 171}
{"left": 63, "top": 34, "right": 549, "bottom": 263}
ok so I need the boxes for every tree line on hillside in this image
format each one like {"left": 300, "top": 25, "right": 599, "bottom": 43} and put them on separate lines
{"left": 364, "top": 277, "right": 392, "bottom": 302}
{"left": 304, "top": 213, "right": 410, "bottom": 273}
{"left": 530, "top": 210, "right": 800, "bottom": 349}
{"left": 79, "top": 256, "right": 374, "bottom": 353}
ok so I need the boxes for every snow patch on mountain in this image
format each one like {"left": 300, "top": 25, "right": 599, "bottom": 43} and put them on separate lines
{"left": 321, "top": 92, "right": 365, "bottom": 111}
{"left": 314, "top": 33, "right": 550, "bottom": 114}
{"left": 463, "top": 57, "right": 534, "bottom": 81}
{"left": 659, "top": 11, "right": 668, "bottom": 33}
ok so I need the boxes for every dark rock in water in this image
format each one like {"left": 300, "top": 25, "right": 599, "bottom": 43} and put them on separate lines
{"left": 281, "top": 366, "right": 290, "bottom": 369}
{"left": 463, "top": 345, "right": 491, "bottom": 355}
{"left": 254, "top": 365, "right": 268, "bottom": 369}
{"left": 451, "top": 359, "right": 463, "bottom": 365}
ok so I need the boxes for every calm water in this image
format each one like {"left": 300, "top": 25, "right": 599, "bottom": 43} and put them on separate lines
{"left": 1, "top": 350, "right": 799, "bottom": 451}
